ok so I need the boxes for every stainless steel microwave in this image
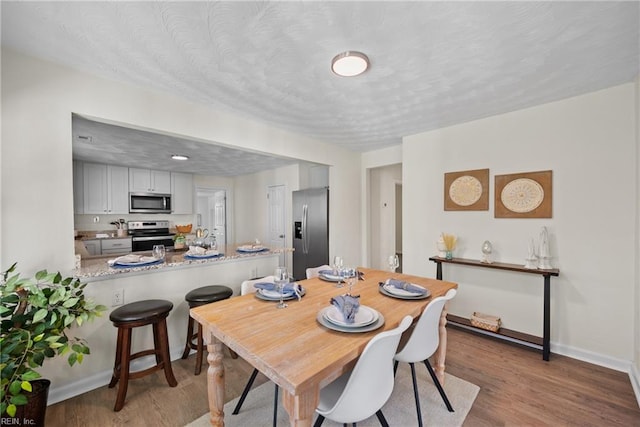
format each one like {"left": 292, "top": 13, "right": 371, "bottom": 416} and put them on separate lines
{"left": 129, "top": 192, "right": 172, "bottom": 214}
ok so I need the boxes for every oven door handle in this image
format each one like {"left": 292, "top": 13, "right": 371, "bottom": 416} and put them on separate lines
{"left": 132, "top": 235, "right": 174, "bottom": 242}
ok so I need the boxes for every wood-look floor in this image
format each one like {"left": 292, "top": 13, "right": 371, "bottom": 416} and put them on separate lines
{"left": 46, "top": 327, "right": 640, "bottom": 426}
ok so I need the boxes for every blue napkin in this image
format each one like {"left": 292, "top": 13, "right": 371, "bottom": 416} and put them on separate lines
{"left": 330, "top": 294, "right": 360, "bottom": 324}
{"left": 254, "top": 282, "right": 300, "bottom": 296}
{"left": 386, "top": 279, "right": 427, "bottom": 295}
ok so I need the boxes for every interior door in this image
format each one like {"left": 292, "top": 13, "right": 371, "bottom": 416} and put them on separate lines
{"left": 213, "top": 191, "right": 226, "bottom": 245}
{"left": 267, "top": 185, "right": 286, "bottom": 268}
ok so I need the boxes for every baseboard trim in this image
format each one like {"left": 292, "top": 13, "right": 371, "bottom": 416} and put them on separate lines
{"left": 630, "top": 363, "right": 640, "bottom": 408}
{"left": 48, "top": 346, "right": 187, "bottom": 406}
{"left": 551, "top": 341, "right": 632, "bottom": 372}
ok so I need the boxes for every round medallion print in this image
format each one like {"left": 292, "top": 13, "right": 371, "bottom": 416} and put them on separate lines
{"left": 449, "top": 175, "right": 483, "bottom": 207}
{"left": 500, "top": 178, "right": 544, "bottom": 213}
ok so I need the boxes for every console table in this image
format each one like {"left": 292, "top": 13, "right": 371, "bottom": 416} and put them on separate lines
{"left": 429, "top": 256, "right": 559, "bottom": 361}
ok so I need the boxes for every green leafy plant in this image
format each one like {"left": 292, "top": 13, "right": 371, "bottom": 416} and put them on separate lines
{"left": 0, "top": 262, "right": 107, "bottom": 417}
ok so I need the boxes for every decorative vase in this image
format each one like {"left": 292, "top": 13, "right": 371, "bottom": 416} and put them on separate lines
{"left": 445, "top": 250, "right": 453, "bottom": 260}
{"left": 12, "top": 379, "right": 50, "bottom": 427}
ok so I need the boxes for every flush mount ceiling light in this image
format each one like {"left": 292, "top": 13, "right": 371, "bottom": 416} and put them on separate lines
{"left": 171, "top": 154, "right": 189, "bottom": 160}
{"left": 331, "top": 51, "right": 369, "bottom": 77}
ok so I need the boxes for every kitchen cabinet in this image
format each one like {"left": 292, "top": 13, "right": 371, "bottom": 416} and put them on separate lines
{"left": 83, "top": 239, "right": 101, "bottom": 256}
{"left": 73, "top": 160, "right": 84, "bottom": 214}
{"left": 129, "top": 168, "right": 171, "bottom": 194}
{"left": 83, "top": 163, "right": 129, "bottom": 214}
{"left": 101, "top": 237, "right": 132, "bottom": 255}
{"left": 171, "top": 172, "right": 193, "bottom": 214}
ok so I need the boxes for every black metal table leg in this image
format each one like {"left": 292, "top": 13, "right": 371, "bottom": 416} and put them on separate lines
{"left": 543, "top": 274, "right": 551, "bottom": 361}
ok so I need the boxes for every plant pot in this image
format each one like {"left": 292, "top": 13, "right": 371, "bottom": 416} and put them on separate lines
{"left": 11, "top": 379, "right": 50, "bottom": 427}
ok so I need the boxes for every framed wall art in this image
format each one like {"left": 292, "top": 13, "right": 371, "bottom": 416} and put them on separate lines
{"left": 495, "top": 170, "right": 552, "bottom": 218}
{"left": 444, "top": 168, "right": 489, "bottom": 211}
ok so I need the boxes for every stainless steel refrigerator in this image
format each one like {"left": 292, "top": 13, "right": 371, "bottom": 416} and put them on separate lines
{"left": 292, "top": 187, "right": 329, "bottom": 280}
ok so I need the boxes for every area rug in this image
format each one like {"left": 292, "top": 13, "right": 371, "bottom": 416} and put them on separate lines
{"left": 186, "top": 366, "right": 479, "bottom": 427}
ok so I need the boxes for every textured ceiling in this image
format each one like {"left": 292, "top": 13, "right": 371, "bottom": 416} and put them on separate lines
{"left": 2, "top": 1, "right": 639, "bottom": 175}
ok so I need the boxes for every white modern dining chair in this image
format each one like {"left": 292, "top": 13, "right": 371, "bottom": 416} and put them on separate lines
{"left": 232, "top": 275, "right": 279, "bottom": 426}
{"left": 305, "top": 264, "right": 331, "bottom": 279}
{"left": 393, "top": 288, "right": 457, "bottom": 427}
{"left": 313, "top": 315, "right": 413, "bottom": 427}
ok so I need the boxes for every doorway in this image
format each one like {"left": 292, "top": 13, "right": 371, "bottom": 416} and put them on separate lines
{"left": 368, "top": 164, "right": 402, "bottom": 270}
{"left": 267, "top": 184, "right": 286, "bottom": 268}
{"left": 195, "top": 188, "right": 229, "bottom": 246}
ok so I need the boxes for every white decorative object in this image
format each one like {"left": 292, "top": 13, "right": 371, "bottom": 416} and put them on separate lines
{"left": 436, "top": 236, "right": 447, "bottom": 257}
{"left": 523, "top": 238, "right": 538, "bottom": 269}
{"left": 481, "top": 240, "right": 493, "bottom": 263}
{"left": 537, "top": 226, "right": 552, "bottom": 269}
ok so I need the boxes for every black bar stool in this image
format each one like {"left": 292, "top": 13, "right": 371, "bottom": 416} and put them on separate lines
{"left": 181, "top": 285, "right": 234, "bottom": 374}
{"left": 108, "top": 299, "right": 177, "bottom": 411}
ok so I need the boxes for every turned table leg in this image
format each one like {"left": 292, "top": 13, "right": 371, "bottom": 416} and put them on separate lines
{"left": 282, "top": 387, "right": 318, "bottom": 427}
{"left": 433, "top": 302, "right": 449, "bottom": 385}
{"left": 205, "top": 330, "right": 225, "bottom": 426}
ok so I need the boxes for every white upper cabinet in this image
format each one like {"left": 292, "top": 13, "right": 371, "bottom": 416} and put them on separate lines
{"left": 171, "top": 172, "right": 194, "bottom": 214}
{"left": 129, "top": 168, "right": 171, "bottom": 194}
{"left": 83, "top": 163, "right": 129, "bottom": 214}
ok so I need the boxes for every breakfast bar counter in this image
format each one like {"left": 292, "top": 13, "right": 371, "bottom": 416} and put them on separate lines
{"left": 75, "top": 243, "right": 293, "bottom": 282}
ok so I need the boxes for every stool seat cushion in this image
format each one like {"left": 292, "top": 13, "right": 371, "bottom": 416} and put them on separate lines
{"left": 185, "top": 285, "right": 233, "bottom": 305}
{"left": 110, "top": 299, "right": 173, "bottom": 323}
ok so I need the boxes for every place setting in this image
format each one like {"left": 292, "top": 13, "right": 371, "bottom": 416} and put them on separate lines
{"left": 253, "top": 267, "right": 305, "bottom": 307}
{"left": 318, "top": 256, "right": 364, "bottom": 286}
{"left": 107, "top": 244, "right": 166, "bottom": 268}
{"left": 236, "top": 239, "right": 269, "bottom": 253}
{"left": 317, "top": 266, "right": 385, "bottom": 333}
{"left": 378, "top": 254, "right": 431, "bottom": 299}
{"left": 184, "top": 245, "right": 223, "bottom": 260}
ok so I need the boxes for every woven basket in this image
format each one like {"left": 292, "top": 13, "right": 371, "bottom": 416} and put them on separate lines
{"left": 470, "top": 311, "right": 501, "bottom": 332}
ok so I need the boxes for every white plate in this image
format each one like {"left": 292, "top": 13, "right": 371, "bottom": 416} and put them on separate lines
{"left": 324, "top": 305, "right": 378, "bottom": 327}
{"left": 317, "top": 307, "right": 384, "bottom": 333}
{"left": 383, "top": 283, "right": 426, "bottom": 297}
{"left": 236, "top": 246, "right": 268, "bottom": 253}
{"left": 112, "top": 258, "right": 162, "bottom": 268}
{"left": 184, "top": 252, "right": 223, "bottom": 259}
{"left": 318, "top": 270, "right": 342, "bottom": 282}
{"left": 379, "top": 283, "right": 430, "bottom": 300}
{"left": 255, "top": 287, "right": 305, "bottom": 301}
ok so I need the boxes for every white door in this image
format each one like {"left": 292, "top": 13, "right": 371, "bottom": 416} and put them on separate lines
{"left": 267, "top": 185, "right": 286, "bottom": 267}
{"left": 213, "top": 191, "right": 226, "bottom": 245}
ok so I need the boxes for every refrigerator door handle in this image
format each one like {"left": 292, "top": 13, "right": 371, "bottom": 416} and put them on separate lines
{"left": 302, "top": 203, "right": 308, "bottom": 254}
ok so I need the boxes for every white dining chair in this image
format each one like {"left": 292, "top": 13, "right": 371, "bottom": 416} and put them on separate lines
{"left": 306, "top": 264, "right": 331, "bottom": 279}
{"left": 232, "top": 275, "right": 279, "bottom": 426}
{"left": 393, "top": 288, "right": 457, "bottom": 427}
{"left": 313, "top": 315, "right": 413, "bottom": 426}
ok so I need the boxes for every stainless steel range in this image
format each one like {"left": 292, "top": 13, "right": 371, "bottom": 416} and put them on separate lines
{"left": 128, "top": 220, "right": 175, "bottom": 252}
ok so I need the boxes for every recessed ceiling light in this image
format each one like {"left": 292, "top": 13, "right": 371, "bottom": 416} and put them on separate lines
{"left": 331, "top": 51, "right": 369, "bottom": 77}
{"left": 171, "top": 154, "right": 189, "bottom": 160}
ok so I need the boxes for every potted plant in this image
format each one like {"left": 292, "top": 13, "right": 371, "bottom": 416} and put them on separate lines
{"left": 0, "top": 262, "right": 107, "bottom": 422}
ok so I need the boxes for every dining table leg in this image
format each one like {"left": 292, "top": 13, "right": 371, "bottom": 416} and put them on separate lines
{"left": 282, "top": 387, "right": 319, "bottom": 427}
{"left": 433, "top": 302, "right": 449, "bottom": 385}
{"left": 205, "top": 330, "right": 225, "bottom": 426}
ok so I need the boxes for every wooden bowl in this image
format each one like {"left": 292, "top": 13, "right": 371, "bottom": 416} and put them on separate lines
{"left": 176, "top": 224, "right": 192, "bottom": 233}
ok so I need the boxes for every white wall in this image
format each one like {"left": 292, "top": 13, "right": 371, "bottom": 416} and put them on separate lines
{"left": 1, "top": 48, "right": 361, "bottom": 400}
{"left": 634, "top": 75, "right": 640, "bottom": 398}
{"left": 403, "top": 83, "right": 637, "bottom": 367}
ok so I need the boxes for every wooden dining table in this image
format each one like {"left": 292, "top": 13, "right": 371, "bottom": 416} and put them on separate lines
{"left": 190, "top": 267, "right": 458, "bottom": 427}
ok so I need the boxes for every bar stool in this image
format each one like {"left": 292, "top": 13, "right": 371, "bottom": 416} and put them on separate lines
{"left": 108, "top": 299, "right": 177, "bottom": 411}
{"left": 181, "top": 285, "right": 234, "bottom": 374}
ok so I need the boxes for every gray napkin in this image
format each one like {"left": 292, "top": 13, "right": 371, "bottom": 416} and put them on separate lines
{"left": 386, "top": 278, "right": 427, "bottom": 295}
{"left": 330, "top": 294, "right": 360, "bottom": 324}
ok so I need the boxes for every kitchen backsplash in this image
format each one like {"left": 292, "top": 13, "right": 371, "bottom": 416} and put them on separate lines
{"left": 74, "top": 213, "right": 196, "bottom": 232}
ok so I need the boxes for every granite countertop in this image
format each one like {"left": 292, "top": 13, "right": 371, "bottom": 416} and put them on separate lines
{"left": 75, "top": 243, "right": 293, "bottom": 281}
